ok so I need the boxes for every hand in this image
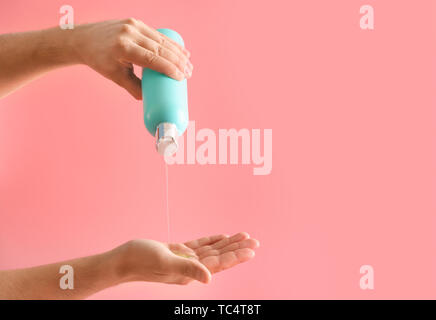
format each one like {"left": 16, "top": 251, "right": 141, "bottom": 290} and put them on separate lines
{"left": 0, "top": 233, "right": 258, "bottom": 299}
{"left": 71, "top": 18, "right": 193, "bottom": 100}
{"left": 113, "top": 232, "right": 260, "bottom": 285}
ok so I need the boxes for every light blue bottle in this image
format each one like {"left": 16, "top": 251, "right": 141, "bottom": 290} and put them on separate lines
{"left": 142, "top": 28, "right": 189, "bottom": 156}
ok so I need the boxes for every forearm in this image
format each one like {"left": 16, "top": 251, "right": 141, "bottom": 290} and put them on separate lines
{"left": 0, "top": 249, "right": 126, "bottom": 300}
{"left": 0, "top": 27, "right": 79, "bottom": 98}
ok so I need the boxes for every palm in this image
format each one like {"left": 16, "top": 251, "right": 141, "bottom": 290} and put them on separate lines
{"left": 167, "top": 232, "right": 259, "bottom": 284}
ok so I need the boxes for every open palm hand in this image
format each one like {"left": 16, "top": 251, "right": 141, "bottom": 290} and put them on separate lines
{"left": 118, "top": 232, "right": 259, "bottom": 285}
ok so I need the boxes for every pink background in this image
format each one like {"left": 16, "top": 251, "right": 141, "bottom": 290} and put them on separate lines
{"left": 1, "top": 0, "right": 435, "bottom": 299}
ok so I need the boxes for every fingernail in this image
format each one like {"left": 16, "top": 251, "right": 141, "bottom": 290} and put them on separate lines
{"left": 187, "top": 61, "right": 194, "bottom": 73}
{"left": 200, "top": 270, "right": 211, "bottom": 284}
{"left": 184, "top": 65, "right": 192, "bottom": 78}
{"left": 176, "top": 70, "right": 185, "bottom": 80}
{"left": 184, "top": 48, "right": 191, "bottom": 58}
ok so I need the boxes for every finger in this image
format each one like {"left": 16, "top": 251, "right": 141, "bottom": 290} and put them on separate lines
{"left": 201, "top": 248, "right": 255, "bottom": 274}
{"left": 172, "top": 256, "right": 212, "bottom": 284}
{"left": 160, "top": 32, "right": 191, "bottom": 58}
{"left": 110, "top": 66, "right": 142, "bottom": 100}
{"left": 138, "top": 22, "right": 191, "bottom": 58}
{"left": 122, "top": 41, "right": 185, "bottom": 80}
{"left": 184, "top": 234, "right": 228, "bottom": 250}
{"left": 133, "top": 33, "right": 191, "bottom": 78}
{"left": 127, "top": 19, "right": 191, "bottom": 59}
{"left": 198, "top": 238, "right": 259, "bottom": 259}
{"left": 187, "top": 60, "right": 194, "bottom": 73}
{"left": 196, "top": 232, "right": 249, "bottom": 255}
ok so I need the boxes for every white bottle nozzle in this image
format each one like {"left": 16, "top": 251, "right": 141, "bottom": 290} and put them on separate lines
{"left": 156, "top": 123, "right": 179, "bottom": 156}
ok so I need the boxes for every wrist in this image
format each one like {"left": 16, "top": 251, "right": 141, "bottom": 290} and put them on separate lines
{"left": 36, "top": 27, "right": 81, "bottom": 67}
{"left": 106, "top": 242, "right": 139, "bottom": 284}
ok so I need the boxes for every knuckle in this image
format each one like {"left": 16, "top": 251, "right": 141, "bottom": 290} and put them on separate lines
{"left": 144, "top": 52, "right": 157, "bottom": 65}
{"left": 145, "top": 51, "right": 158, "bottom": 64}
{"left": 152, "top": 45, "right": 163, "bottom": 57}
{"left": 114, "top": 37, "right": 129, "bottom": 52}
{"left": 124, "top": 17, "right": 137, "bottom": 26}
{"left": 120, "top": 23, "right": 134, "bottom": 34}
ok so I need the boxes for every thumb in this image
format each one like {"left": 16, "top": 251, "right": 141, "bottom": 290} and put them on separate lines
{"left": 172, "top": 256, "right": 212, "bottom": 284}
{"left": 111, "top": 67, "right": 142, "bottom": 100}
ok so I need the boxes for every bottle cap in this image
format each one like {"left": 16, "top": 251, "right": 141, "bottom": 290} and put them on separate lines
{"left": 155, "top": 123, "right": 178, "bottom": 156}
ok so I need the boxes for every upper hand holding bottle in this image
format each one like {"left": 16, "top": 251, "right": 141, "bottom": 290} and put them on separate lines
{"left": 0, "top": 18, "right": 193, "bottom": 99}
{"left": 71, "top": 19, "right": 193, "bottom": 99}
